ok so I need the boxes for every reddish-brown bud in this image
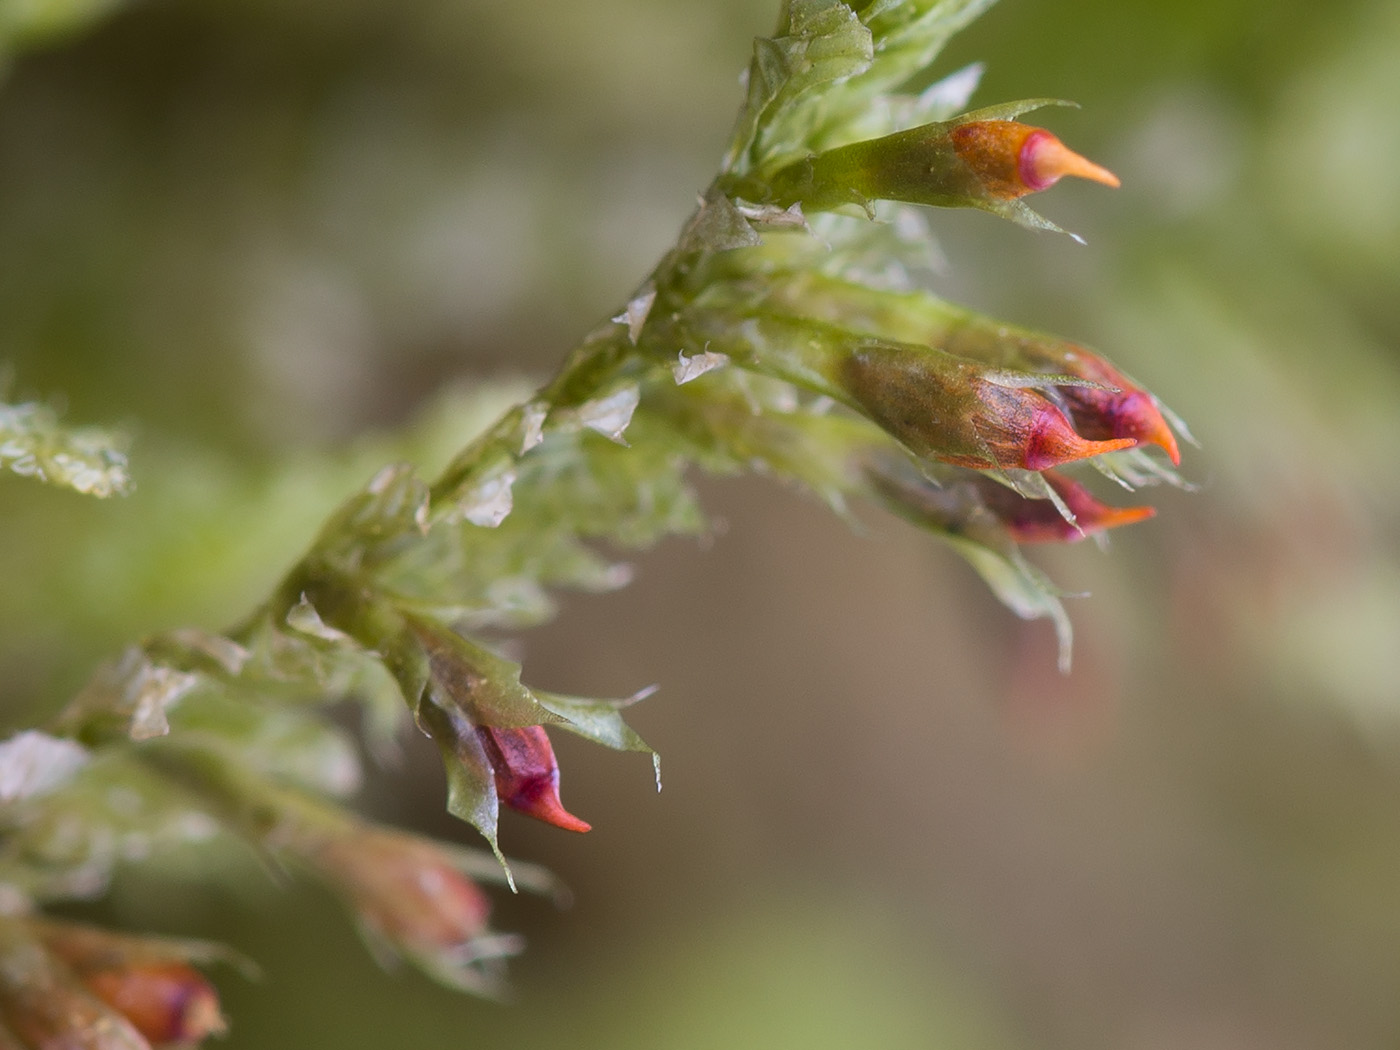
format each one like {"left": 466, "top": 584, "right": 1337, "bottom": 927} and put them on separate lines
{"left": 923, "top": 315, "right": 1180, "bottom": 465}
{"left": 82, "top": 962, "right": 225, "bottom": 1047}
{"left": 23, "top": 921, "right": 228, "bottom": 1049}
{"left": 759, "top": 113, "right": 1118, "bottom": 221}
{"left": 0, "top": 929, "right": 149, "bottom": 1050}
{"left": 745, "top": 275, "right": 1181, "bottom": 466}
{"left": 977, "top": 471, "right": 1155, "bottom": 544}
{"left": 476, "top": 726, "right": 591, "bottom": 833}
{"left": 841, "top": 342, "right": 1136, "bottom": 471}
{"left": 950, "top": 121, "right": 1120, "bottom": 200}
{"left": 313, "top": 827, "right": 492, "bottom": 959}
{"left": 866, "top": 455, "right": 1155, "bottom": 549}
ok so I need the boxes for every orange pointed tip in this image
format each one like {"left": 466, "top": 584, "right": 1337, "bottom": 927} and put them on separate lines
{"left": 1045, "top": 472, "right": 1154, "bottom": 524}
{"left": 1137, "top": 411, "right": 1181, "bottom": 465}
{"left": 1008, "top": 501, "right": 1155, "bottom": 544}
{"left": 498, "top": 767, "right": 590, "bottom": 834}
{"left": 1059, "top": 475, "right": 1157, "bottom": 540}
{"left": 1138, "top": 419, "right": 1180, "bottom": 465}
{"left": 1019, "top": 130, "right": 1120, "bottom": 192}
{"left": 1090, "top": 436, "right": 1137, "bottom": 455}
{"left": 502, "top": 776, "right": 592, "bottom": 832}
{"left": 986, "top": 470, "right": 1157, "bottom": 544}
{"left": 548, "top": 811, "right": 592, "bottom": 834}
{"left": 1092, "top": 503, "right": 1156, "bottom": 531}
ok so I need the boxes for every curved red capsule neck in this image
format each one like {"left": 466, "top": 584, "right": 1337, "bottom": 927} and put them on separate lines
{"left": 1023, "top": 402, "right": 1136, "bottom": 471}
{"left": 988, "top": 471, "right": 1155, "bottom": 544}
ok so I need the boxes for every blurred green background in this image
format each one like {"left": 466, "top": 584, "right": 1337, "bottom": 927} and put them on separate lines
{"left": 4, "top": 0, "right": 1400, "bottom": 1047}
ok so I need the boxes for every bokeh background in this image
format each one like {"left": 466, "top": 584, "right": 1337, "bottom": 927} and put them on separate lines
{"left": 4, "top": 0, "right": 1400, "bottom": 1047}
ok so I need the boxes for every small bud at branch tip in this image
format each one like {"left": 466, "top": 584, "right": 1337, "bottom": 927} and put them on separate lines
{"left": 85, "top": 962, "right": 227, "bottom": 1047}
{"left": 950, "top": 121, "right": 1119, "bottom": 200}
{"left": 1018, "top": 130, "right": 1120, "bottom": 193}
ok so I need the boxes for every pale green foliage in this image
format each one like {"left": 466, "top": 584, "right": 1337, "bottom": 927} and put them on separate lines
{"left": 726, "top": 0, "right": 998, "bottom": 175}
{"left": 0, "top": 401, "right": 132, "bottom": 498}
{"left": 0, "top": 0, "right": 1175, "bottom": 1017}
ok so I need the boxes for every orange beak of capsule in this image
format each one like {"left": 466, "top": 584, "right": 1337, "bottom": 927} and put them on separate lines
{"left": 1017, "top": 129, "right": 1120, "bottom": 193}
{"left": 950, "top": 121, "right": 1120, "bottom": 200}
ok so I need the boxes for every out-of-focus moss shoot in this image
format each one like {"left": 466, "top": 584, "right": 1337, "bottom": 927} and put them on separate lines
{"left": 312, "top": 827, "right": 493, "bottom": 961}
{"left": 30, "top": 922, "right": 226, "bottom": 1048}
{"left": 763, "top": 117, "right": 1118, "bottom": 217}
{"left": 82, "top": 963, "right": 224, "bottom": 1048}
{"left": 0, "top": 926, "right": 151, "bottom": 1050}
{"left": 477, "top": 726, "right": 592, "bottom": 833}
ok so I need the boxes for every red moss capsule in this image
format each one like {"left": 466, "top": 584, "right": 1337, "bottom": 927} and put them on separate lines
{"left": 0, "top": 932, "right": 149, "bottom": 1050}
{"left": 763, "top": 113, "right": 1120, "bottom": 219}
{"left": 865, "top": 457, "right": 1155, "bottom": 548}
{"left": 476, "top": 725, "right": 591, "bottom": 833}
{"left": 928, "top": 319, "right": 1180, "bottom": 465}
{"left": 979, "top": 471, "right": 1156, "bottom": 544}
{"left": 1050, "top": 354, "right": 1180, "bottom": 465}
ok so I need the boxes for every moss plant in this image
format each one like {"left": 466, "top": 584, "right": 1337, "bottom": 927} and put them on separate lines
{"left": 0, "top": 0, "right": 1187, "bottom": 1042}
